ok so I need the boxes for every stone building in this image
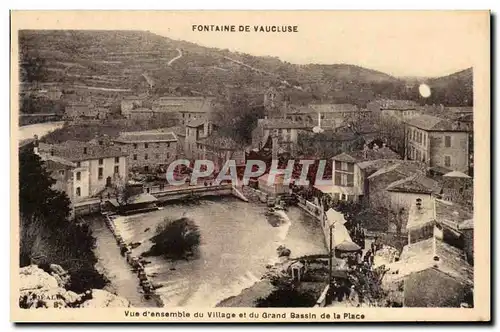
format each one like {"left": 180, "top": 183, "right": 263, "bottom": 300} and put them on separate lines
{"left": 38, "top": 141, "right": 128, "bottom": 201}
{"left": 114, "top": 130, "right": 178, "bottom": 173}
{"left": 405, "top": 114, "right": 470, "bottom": 175}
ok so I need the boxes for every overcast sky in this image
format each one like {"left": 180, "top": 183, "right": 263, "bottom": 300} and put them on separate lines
{"left": 15, "top": 10, "right": 489, "bottom": 78}
{"left": 149, "top": 11, "right": 488, "bottom": 78}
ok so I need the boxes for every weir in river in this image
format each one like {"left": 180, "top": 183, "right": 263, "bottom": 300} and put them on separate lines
{"left": 93, "top": 197, "right": 326, "bottom": 307}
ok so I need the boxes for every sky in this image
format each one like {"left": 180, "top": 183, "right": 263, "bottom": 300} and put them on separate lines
{"left": 13, "top": 11, "right": 489, "bottom": 78}
{"left": 148, "top": 11, "right": 489, "bottom": 78}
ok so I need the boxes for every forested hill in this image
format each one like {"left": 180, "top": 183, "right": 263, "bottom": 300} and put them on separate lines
{"left": 19, "top": 30, "right": 472, "bottom": 107}
{"left": 423, "top": 68, "right": 473, "bottom": 106}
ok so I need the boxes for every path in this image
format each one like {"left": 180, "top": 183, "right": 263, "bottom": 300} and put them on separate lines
{"left": 168, "top": 48, "right": 183, "bottom": 66}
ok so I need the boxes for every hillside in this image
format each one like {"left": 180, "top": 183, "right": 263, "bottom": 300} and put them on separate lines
{"left": 424, "top": 68, "right": 473, "bottom": 106}
{"left": 19, "top": 30, "right": 472, "bottom": 108}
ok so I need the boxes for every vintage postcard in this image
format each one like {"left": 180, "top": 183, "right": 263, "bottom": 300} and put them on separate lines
{"left": 11, "top": 10, "right": 490, "bottom": 323}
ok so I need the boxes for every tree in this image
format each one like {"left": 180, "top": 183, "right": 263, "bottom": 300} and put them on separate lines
{"left": 210, "top": 93, "right": 265, "bottom": 145}
{"left": 112, "top": 177, "right": 134, "bottom": 206}
{"left": 19, "top": 146, "right": 108, "bottom": 291}
{"left": 143, "top": 217, "right": 201, "bottom": 260}
{"left": 255, "top": 276, "right": 317, "bottom": 307}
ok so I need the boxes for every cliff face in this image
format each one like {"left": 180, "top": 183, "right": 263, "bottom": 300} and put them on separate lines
{"left": 19, "top": 265, "right": 131, "bottom": 309}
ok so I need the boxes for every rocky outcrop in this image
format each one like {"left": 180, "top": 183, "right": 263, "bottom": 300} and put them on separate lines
{"left": 19, "top": 265, "right": 131, "bottom": 309}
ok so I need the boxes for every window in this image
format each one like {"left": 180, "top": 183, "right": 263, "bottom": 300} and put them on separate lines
{"left": 59, "top": 170, "right": 65, "bottom": 176}
{"left": 98, "top": 158, "right": 103, "bottom": 165}
{"left": 114, "top": 165, "right": 119, "bottom": 174}
{"left": 145, "top": 154, "right": 148, "bottom": 160}
{"left": 76, "top": 172, "right": 81, "bottom": 181}
{"left": 166, "top": 152, "right": 170, "bottom": 159}
{"left": 98, "top": 167, "right": 103, "bottom": 180}
{"left": 145, "top": 143, "right": 149, "bottom": 148}
{"left": 334, "top": 161, "right": 354, "bottom": 187}
{"left": 133, "top": 154, "right": 137, "bottom": 161}
{"left": 144, "top": 166, "right": 149, "bottom": 172}
{"left": 83, "top": 147, "right": 87, "bottom": 154}
{"left": 76, "top": 162, "right": 81, "bottom": 168}
{"left": 423, "top": 134, "right": 426, "bottom": 145}
{"left": 114, "top": 157, "right": 119, "bottom": 163}
{"left": 444, "top": 155, "right": 451, "bottom": 167}
{"left": 133, "top": 143, "right": 138, "bottom": 149}
{"left": 444, "top": 136, "right": 451, "bottom": 148}
{"left": 76, "top": 187, "right": 81, "bottom": 197}
{"left": 155, "top": 154, "right": 160, "bottom": 159}
{"left": 166, "top": 143, "right": 170, "bottom": 148}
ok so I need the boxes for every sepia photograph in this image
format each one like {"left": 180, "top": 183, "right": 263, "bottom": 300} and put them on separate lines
{"left": 10, "top": 10, "right": 490, "bottom": 322}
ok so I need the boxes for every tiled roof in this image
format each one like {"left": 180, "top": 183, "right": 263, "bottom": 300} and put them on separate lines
{"left": 348, "top": 147, "right": 401, "bottom": 161}
{"left": 374, "top": 99, "right": 419, "bottom": 110}
{"left": 154, "top": 96, "right": 214, "bottom": 113}
{"left": 197, "top": 133, "right": 240, "bottom": 150}
{"left": 368, "top": 162, "right": 415, "bottom": 179}
{"left": 309, "top": 103, "right": 358, "bottom": 113}
{"left": 43, "top": 141, "right": 128, "bottom": 162}
{"left": 285, "top": 105, "right": 315, "bottom": 114}
{"left": 443, "top": 171, "right": 471, "bottom": 179}
{"left": 386, "top": 173, "right": 441, "bottom": 194}
{"left": 186, "top": 118, "right": 207, "bottom": 128}
{"left": 259, "top": 118, "right": 314, "bottom": 130}
{"left": 40, "top": 154, "right": 77, "bottom": 168}
{"left": 358, "top": 159, "right": 400, "bottom": 172}
{"left": 458, "top": 219, "right": 474, "bottom": 230}
{"left": 129, "top": 107, "right": 153, "bottom": 113}
{"left": 435, "top": 200, "right": 473, "bottom": 225}
{"left": 405, "top": 114, "right": 467, "bottom": 131}
{"left": 334, "top": 147, "right": 401, "bottom": 164}
{"left": 366, "top": 161, "right": 427, "bottom": 190}
{"left": 332, "top": 152, "right": 358, "bottom": 163}
{"left": 166, "top": 126, "right": 186, "bottom": 137}
{"left": 395, "top": 237, "right": 473, "bottom": 286}
{"left": 114, "top": 131, "right": 177, "bottom": 143}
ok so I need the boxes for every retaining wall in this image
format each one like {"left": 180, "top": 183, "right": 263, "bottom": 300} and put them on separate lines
{"left": 102, "top": 213, "right": 164, "bottom": 307}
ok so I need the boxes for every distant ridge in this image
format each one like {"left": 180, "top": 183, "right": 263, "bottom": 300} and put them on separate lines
{"left": 19, "top": 30, "right": 472, "bottom": 107}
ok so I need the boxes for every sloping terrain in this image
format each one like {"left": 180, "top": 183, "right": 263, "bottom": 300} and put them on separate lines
{"left": 19, "top": 30, "right": 472, "bottom": 107}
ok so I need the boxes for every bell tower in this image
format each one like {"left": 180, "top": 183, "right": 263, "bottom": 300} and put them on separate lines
{"left": 264, "top": 87, "right": 285, "bottom": 119}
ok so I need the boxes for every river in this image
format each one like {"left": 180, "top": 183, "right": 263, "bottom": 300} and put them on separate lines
{"left": 19, "top": 121, "right": 65, "bottom": 141}
{"left": 99, "top": 197, "right": 326, "bottom": 308}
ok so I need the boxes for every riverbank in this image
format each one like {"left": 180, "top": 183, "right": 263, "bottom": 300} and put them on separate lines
{"left": 99, "top": 197, "right": 327, "bottom": 308}
{"left": 216, "top": 279, "right": 274, "bottom": 307}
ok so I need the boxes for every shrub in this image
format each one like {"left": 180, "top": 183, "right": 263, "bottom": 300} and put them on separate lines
{"left": 143, "top": 217, "right": 201, "bottom": 260}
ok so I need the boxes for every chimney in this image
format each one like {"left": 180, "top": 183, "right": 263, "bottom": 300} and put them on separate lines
{"left": 363, "top": 144, "right": 368, "bottom": 159}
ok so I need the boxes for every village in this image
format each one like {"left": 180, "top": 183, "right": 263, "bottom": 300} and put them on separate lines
{"left": 19, "top": 74, "right": 475, "bottom": 309}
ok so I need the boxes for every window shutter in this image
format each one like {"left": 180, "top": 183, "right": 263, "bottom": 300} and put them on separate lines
{"left": 347, "top": 174, "right": 354, "bottom": 186}
{"left": 334, "top": 172, "right": 341, "bottom": 185}
{"left": 335, "top": 161, "right": 341, "bottom": 170}
{"left": 347, "top": 163, "right": 354, "bottom": 172}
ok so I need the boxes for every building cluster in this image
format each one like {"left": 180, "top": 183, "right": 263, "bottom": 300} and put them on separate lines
{"left": 26, "top": 82, "right": 474, "bottom": 307}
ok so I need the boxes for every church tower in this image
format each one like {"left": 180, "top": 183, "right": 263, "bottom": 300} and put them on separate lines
{"left": 263, "top": 87, "right": 286, "bottom": 119}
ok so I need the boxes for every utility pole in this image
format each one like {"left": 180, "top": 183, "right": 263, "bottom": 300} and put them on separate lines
{"left": 328, "top": 224, "right": 333, "bottom": 303}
